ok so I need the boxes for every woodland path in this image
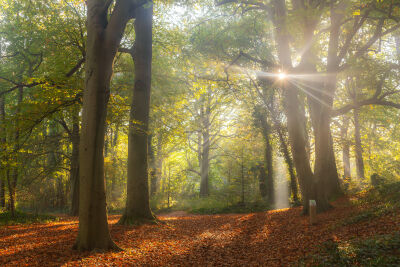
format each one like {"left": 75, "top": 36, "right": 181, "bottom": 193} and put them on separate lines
{"left": 0, "top": 197, "right": 399, "bottom": 266}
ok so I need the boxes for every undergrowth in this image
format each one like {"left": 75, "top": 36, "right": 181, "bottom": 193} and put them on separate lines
{"left": 336, "top": 182, "right": 400, "bottom": 227}
{"left": 297, "top": 233, "right": 400, "bottom": 266}
{"left": 0, "top": 211, "right": 58, "bottom": 225}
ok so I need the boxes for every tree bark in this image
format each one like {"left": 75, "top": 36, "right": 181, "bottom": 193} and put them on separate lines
{"left": 354, "top": 108, "right": 365, "bottom": 179}
{"left": 74, "top": 0, "right": 138, "bottom": 251}
{"left": 119, "top": 4, "right": 155, "bottom": 225}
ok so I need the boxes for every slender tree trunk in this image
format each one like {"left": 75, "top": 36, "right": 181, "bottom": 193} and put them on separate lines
{"left": 8, "top": 86, "right": 23, "bottom": 216}
{"left": 74, "top": 0, "right": 137, "bottom": 251}
{"left": 119, "top": 4, "right": 155, "bottom": 225}
{"left": 241, "top": 149, "right": 245, "bottom": 204}
{"left": 199, "top": 103, "right": 210, "bottom": 197}
{"left": 0, "top": 178, "right": 4, "bottom": 208}
{"left": 258, "top": 165, "right": 267, "bottom": 199}
{"left": 148, "top": 134, "right": 157, "bottom": 196}
{"left": 167, "top": 166, "right": 170, "bottom": 208}
{"left": 70, "top": 114, "right": 80, "bottom": 216}
{"left": 354, "top": 108, "right": 365, "bottom": 179}
{"left": 0, "top": 96, "right": 6, "bottom": 208}
{"left": 152, "top": 133, "right": 163, "bottom": 196}
{"left": 259, "top": 112, "right": 274, "bottom": 205}
{"left": 341, "top": 117, "right": 351, "bottom": 178}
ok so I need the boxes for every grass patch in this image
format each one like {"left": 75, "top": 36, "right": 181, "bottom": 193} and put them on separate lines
{"left": 297, "top": 233, "right": 400, "bottom": 266}
{"left": 0, "top": 211, "right": 58, "bottom": 225}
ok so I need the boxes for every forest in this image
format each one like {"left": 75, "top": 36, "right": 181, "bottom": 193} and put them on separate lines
{"left": 1, "top": 0, "right": 400, "bottom": 266}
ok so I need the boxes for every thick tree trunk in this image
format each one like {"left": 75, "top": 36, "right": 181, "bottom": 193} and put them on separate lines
{"left": 119, "top": 5, "right": 155, "bottom": 225}
{"left": 70, "top": 115, "right": 80, "bottom": 216}
{"left": 353, "top": 108, "right": 365, "bottom": 179}
{"left": 74, "top": 0, "right": 135, "bottom": 251}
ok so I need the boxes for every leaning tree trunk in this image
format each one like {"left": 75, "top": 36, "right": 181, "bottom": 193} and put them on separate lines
{"left": 119, "top": 4, "right": 155, "bottom": 225}
{"left": 70, "top": 114, "right": 80, "bottom": 216}
{"left": 74, "top": 0, "right": 138, "bottom": 251}
{"left": 353, "top": 108, "right": 365, "bottom": 179}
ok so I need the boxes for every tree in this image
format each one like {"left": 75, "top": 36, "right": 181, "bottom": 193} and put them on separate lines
{"left": 75, "top": 0, "right": 147, "bottom": 251}
{"left": 119, "top": 3, "right": 156, "bottom": 225}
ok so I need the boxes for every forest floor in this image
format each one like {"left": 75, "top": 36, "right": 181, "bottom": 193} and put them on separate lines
{"left": 1, "top": 187, "right": 400, "bottom": 266}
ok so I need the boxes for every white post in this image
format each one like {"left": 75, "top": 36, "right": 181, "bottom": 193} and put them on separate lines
{"left": 309, "top": 200, "right": 317, "bottom": 225}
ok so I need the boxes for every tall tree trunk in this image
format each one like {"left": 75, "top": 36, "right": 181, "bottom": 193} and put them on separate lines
{"left": 119, "top": 4, "right": 155, "bottom": 225}
{"left": 0, "top": 96, "right": 6, "bottom": 208}
{"left": 70, "top": 113, "right": 80, "bottom": 216}
{"left": 354, "top": 108, "right": 365, "bottom": 179}
{"left": 151, "top": 133, "right": 163, "bottom": 196}
{"left": 8, "top": 86, "right": 23, "bottom": 216}
{"left": 259, "top": 112, "right": 274, "bottom": 205}
{"left": 0, "top": 178, "right": 4, "bottom": 208}
{"left": 199, "top": 102, "right": 210, "bottom": 197}
{"left": 74, "top": 0, "right": 138, "bottom": 251}
{"left": 341, "top": 117, "right": 351, "bottom": 178}
{"left": 148, "top": 134, "right": 157, "bottom": 196}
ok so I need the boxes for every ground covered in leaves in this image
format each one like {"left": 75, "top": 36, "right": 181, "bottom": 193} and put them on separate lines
{"left": 1, "top": 190, "right": 400, "bottom": 266}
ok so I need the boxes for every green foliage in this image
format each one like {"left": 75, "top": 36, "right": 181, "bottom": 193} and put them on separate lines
{"left": 0, "top": 210, "right": 57, "bottom": 225}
